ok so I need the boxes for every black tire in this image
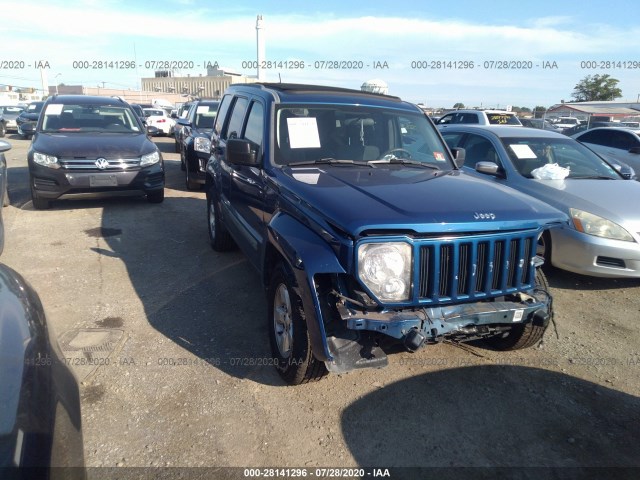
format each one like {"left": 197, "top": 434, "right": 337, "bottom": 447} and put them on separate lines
{"left": 146, "top": 189, "right": 164, "bottom": 203}
{"left": 536, "top": 230, "right": 554, "bottom": 271}
{"left": 3, "top": 188, "right": 9, "bottom": 207}
{"left": 30, "top": 185, "right": 51, "bottom": 210}
{"left": 174, "top": 141, "right": 180, "bottom": 154}
{"left": 484, "top": 269, "right": 550, "bottom": 351}
{"left": 185, "top": 161, "right": 199, "bottom": 190}
{"left": 179, "top": 147, "right": 186, "bottom": 171}
{"left": 206, "top": 185, "right": 234, "bottom": 251}
{"left": 268, "top": 262, "right": 327, "bottom": 385}
{"left": 0, "top": 122, "right": 6, "bottom": 138}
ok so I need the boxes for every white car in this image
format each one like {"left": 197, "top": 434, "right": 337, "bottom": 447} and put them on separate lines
{"left": 143, "top": 108, "right": 175, "bottom": 136}
{"left": 553, "top": 117, "right": 583, "bottom": 132}
{"left": 436, "top": 109, "right": 522, "bottom": 127}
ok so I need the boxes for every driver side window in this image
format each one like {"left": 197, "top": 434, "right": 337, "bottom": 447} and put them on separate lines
{"left": 462, "top": 135, "right": 500, "bottom": 169}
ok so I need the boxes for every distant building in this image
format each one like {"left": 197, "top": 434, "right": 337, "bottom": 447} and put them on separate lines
{"left": 0, "top": 85, "right": 45, "bottom": 104}
{"left": 140, "top": 67, "right": 257, "bottom": 100}
{"left": 546, "top": 101, "right": 640, "bottom": 122}
{"left": 47, "top": 85, "right": 187, "bottom": 106}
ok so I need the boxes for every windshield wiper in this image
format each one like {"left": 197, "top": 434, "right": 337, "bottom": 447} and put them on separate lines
{"left": 570, "top": 175, "right": 615, "bottom": 180}
{"left": 368, "top": 156, "right": 440, "bottom": 169}
{"left": 288, "top": 158, "right": 376, "bottom": 167}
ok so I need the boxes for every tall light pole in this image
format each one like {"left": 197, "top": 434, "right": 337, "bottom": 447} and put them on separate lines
{"left": 256, "top": 15, "right": 266, "bottom": 81}
{"left": 54, "top": 73, "right": 62, "bottom": 95}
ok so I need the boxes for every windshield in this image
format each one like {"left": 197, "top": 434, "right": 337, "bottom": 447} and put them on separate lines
{"left": 487, "top": 113, "right": 521, "bottom": 125}
{"left": 194, "top": 104, "right": 218, "bottom": 128}
{"left": 274, "top": 105, "right": 452, "bottom": 168}
{"left": 26, "top": 102, "right": 45, "bottom": 113}
{"left": 501, "top": 137, "right": 620, "bottom": 179}
{"left": 41, "top": 104, "right": 142, "bottom": 133}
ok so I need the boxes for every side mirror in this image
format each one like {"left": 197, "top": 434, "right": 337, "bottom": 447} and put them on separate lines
{"left": 227, "top": 138, "right": 259, "bottom": 166}
{"left": 475, "top": 161, "right": 503, "bottom": 176}
{"left": 177, "top": 118, "right": 190, "bottom": 127}
{"left": 612, "top": 162, "right": 636, "bottom": 180}
{"left": 0, "top": 140, "right": 11, "bottom": 153}
{"left": 451, "top": 147, "right": 465, "bottom": 168}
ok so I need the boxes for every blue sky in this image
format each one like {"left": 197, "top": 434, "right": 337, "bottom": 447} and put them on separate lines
{"left": 2, "top": 0, "right": 639, "bottom": 108}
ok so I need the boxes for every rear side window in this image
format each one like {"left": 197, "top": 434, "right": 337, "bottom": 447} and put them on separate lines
{"left": 577, "top": 130, "right": 610, "bottom": 146}
{"left": 213, "top": 95, "right": 233, "bottom": 139}
{"left": 225, "top": 97, "right": 249, "bottom": 140}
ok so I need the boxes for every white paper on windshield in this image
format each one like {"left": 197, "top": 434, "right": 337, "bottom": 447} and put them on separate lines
{"left": 196, "top": 106, "right": 209, "bottom": 114}
{"left": 292, "top": 172, "right": 320, "bottom": 184}
{"left": 509, "top": 144, "right": 537, "bottom": 159}
{"left": 287, "top": 117, "right": 320, "bottom": 149}
{"left": 45, "top": 104, "right": 63, "bottom": 115}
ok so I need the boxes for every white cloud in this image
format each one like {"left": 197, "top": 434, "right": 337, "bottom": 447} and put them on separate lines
{"left": 2, "top": 2, "right": 639, "bottom": 106}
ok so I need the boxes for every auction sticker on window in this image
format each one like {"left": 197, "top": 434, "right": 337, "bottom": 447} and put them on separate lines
{"left": 45, "top": 104, "right": 64, "bottom": 115}
{"left": 287, "top": 117, "right": 321, "bottom": 149}
{"left": 509, "top": 144, "right": 537, "bottom": 159}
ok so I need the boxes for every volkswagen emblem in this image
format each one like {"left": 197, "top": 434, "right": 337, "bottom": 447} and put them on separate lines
{"left": 95, "top": 158, "right": 109, "bottom": 170}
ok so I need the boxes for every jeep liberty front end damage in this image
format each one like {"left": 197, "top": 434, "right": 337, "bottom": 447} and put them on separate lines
{"left": 206, "top": 83, "right": 567, "bottom": 384}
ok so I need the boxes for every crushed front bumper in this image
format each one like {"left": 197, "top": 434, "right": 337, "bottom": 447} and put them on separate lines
{"left": 325, "top": 290, "right": 551, "bottom": 373}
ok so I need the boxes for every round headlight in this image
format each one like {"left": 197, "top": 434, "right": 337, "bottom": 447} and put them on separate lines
{"left": 358, "top": 242, "right": 412, "bottom": 302}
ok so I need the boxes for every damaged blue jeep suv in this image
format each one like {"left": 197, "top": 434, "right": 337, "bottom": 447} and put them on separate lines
{"left": 206, "top": 83, "right": 567, "bottom": 385}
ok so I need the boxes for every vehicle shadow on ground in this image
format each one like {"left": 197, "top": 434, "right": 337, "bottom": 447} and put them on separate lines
{"left": 341, "top": 365, "right": 640, "bottom": 470}
{"left": 545, "top": 267, "right": 640, "bottom": 291}
{"left": 97, "top": 162, "right": 283, "bottom": 386}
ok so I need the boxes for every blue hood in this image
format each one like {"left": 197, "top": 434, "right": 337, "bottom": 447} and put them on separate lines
{"left": 276, "top": 166, "right": 567, "bottom": 236}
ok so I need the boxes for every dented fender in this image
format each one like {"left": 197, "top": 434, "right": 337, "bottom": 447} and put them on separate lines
{"left": 266, "top": 212, "right": 346, "bottom": 362}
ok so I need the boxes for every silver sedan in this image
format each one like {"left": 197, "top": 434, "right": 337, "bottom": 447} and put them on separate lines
{"left": 439, "top": 125, "right": 640, "bottom": 278}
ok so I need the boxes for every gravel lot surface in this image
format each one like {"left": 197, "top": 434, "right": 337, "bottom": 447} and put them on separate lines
{"left": 2, "top": 135, "right": 639, "bottom": 478}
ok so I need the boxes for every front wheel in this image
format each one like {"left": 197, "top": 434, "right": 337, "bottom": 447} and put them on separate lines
{"left": 30, "top": 185, "right": 51, "bottom": 210}
{"left": 185, "top": 159, "right": 200, "bottom": 190}
{"left": 484, "top": 269, "right": 550, "bottom": 351}
{"left": 536, "top": 230, "right": 554, "bottom": 272}
{"left": 0, "top": 122, "right": 6, "bottom": 138}
{"left": 267, "top": 262, "right": 327, "bottom": 385}
{"left": 207, "top": 186, "right": 234, "bottom": 251}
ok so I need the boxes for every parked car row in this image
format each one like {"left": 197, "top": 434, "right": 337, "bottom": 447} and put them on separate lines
{"left": 1, "top": 105, "right": 25, "bottom": 137}
{"left": 175, "top": 99, "right": 219, "bottom": 190}
{"left": 7, "top": 85, "right": 640, "bottom": 387}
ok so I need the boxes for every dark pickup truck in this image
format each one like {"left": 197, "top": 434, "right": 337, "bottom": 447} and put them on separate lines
{"left": 206, "top": 83, "right": 567, "bottom": 385}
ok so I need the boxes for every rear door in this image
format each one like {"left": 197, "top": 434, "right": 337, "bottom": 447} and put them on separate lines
{"left": 213, "top": 94, "right": 267, "bottom": 266}
{"left": 227, "top": 99, "right": 267, "bottom": 267}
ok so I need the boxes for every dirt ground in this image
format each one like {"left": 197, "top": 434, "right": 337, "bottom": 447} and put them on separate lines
{"left": 2, "top": 135, "right": 639, "bottom": 478}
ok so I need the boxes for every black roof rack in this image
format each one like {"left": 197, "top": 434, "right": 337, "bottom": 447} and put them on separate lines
{"left": 242, "top": 82, "right": 401, "bottom": 101}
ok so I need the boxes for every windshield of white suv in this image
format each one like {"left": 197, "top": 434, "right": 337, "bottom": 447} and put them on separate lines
{"left": 487, "top": 113, "right": 522, "bottom": 125}
{"left": 274, "top": 105, "right": 453, "bottom": 168}
{"left": 41, "top": 104, "right": 142, "bottom": 133}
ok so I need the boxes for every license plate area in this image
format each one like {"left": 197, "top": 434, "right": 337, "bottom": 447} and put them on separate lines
{"left": 89, "top": 175, "right": 118, "bottom": 187}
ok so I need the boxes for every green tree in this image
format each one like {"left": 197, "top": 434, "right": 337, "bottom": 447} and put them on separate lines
{"left": 533, "top": 106, "right": 547, "bottom": 118}
{"left": 453, "top": 102, "right": 465, "bottom": 109}
{"left": 571, "top": 74, "right": 622, "bottom": 102}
